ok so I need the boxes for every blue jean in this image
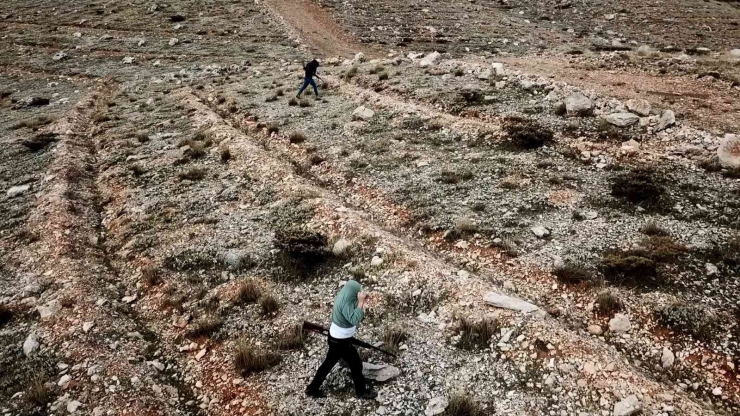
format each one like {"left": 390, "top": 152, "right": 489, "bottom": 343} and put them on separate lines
{"left": 297, "top": 76, "right": 318, "bottom": 97}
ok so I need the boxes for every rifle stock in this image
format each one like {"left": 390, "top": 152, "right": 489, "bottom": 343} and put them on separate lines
{"left": 302, "top": 321, "right": 396, "bottom": 358}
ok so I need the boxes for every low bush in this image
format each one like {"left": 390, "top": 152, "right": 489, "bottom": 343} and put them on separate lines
{"left": 289, "top": 132, "right": 306, "bottom": 144}
{"left": 260, "top": 295, "right": 279, "bottom": 316}
{"left": 503, "top": 117, "right": 554, "bottom": 149}
{"left": 383, "top": 327, "right": 408, "bottom": 354}
{"left": 288, "top": 97, "right": 298, "bottom": 106}
{"left": 25, "top": 376, "right": 52, "bottom": 406}
{"left": 454, "top": 217, "right": 478, "bottom": 235}
{"left": 186, "top": 316, "right": 223, "bottom": 338}
{"left": 611, "top": 169, "right": 666, "bottom": 209}
{"left": 277, "top": 325, "right": 305, "bottom": 350}
{"left": 640, "top": 221, "right": 670, "bottom": 236}
{"left": 656, "top": 303, "right": 718, "bottom": 341}
{"left": 444, "top": 394, "right": 487, "bottom": 416}
{"left": 553, "top": 263, "right": 592, "bottom": 284}
{"left": 0, "top": 304, "right": 12, "bottom": 326}
{"left": 236, "top": 280, "right": 261, "bottom": 304}
{"left": 439, "top": 169, "right": 474, "bottom": 184}
{"left": 142, "top": 263, "right": 159, "bottom": 286}
{"left": 178, "top": 167, "right": 207, "bottom": 181}
{"left": 595, "top": 291, "right": 622, "bottom": 316}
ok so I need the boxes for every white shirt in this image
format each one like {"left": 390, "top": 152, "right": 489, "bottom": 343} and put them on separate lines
{"left": 329, "top": 322, "right": 356, "bottom": 339}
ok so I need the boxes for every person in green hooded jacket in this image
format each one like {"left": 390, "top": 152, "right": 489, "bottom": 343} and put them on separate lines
{"left": 305, "top": 280, "right": 377, "bottom": 400}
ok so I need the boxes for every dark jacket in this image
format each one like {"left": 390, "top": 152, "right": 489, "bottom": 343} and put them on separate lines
{"left": 304, "top": 60, "right": 319, "bottom": 78}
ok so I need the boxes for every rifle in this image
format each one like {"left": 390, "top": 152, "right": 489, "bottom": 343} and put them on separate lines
{"left": 302, "top": 321, "right": 397, "bottom": 357}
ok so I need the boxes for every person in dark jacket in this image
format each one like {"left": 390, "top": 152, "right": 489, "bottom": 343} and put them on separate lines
{"left": 297, "top": 59, "right": 320, "bottom": 98}
{"left": 305, "top": 280, "right": 377, "bottom": 400}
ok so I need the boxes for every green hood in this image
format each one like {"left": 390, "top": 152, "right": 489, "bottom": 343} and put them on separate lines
{"left": 331, "top": 280, "right": 365, "bottom": 329}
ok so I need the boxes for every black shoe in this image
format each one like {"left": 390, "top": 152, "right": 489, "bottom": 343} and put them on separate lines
{"left": 356, "top": 389, "right": 377, "bottom": 400}
{"left": 305, "top": 387, "right": 325, "bottom": 399}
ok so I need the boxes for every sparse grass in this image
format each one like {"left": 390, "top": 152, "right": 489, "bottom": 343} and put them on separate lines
{"left": 135, "top": 131, "right": 149, "bottom": 143}
{"left": 162, "top": 293, "right": 187, "bottom": 312}
{"left": 266, "top": 94, "right": 278, "bottom": 102}
{"left": 501, "top": 177, "right": 522, "bottom": 190}
{"left": 708, "top": 235, "right": 740, "bottom": 266}
{"left": 189, "top": 141, "right": 206, "bottom": 158}
{"left": 640, "top": 236, "right": 685, "bottom": 261}
{"left": 220, "top": 144, "right": 231, "bottom": 162}
{"left": 267, "top": 125, "right": 279, "bottom": 135}
{"left": 503, "top": 117, "right": 554, "bottom": 149}
{"left": 260, "top": 295, "right": 279, "bottom": 316}
{"left": 59, "top": 295, "right": 74, "bottom": 308}
{"left": 130, "top": 163, "right": 146, "bottom": 177}
{"left": 457, "top": 317, "right": 498, "bottom": 350}
{"left": 289, "top": 131, "right": 306, "bottom": 144}
{"left": 369, "top": 65, "right": 383, "bottom": 75}
{"left": 178, "top": 166, "right": 207, "bottom": 181}
{"left": 383, "top": 327, "right": 408, "bottom": 354}
{"left": 299, "top": 99, "right": 311, "bottom": 108}
{"left": 236, "top": 280, "right": 261, "bottom": 304}
{"left": 0, "top": 304, "right": 12, "bottom": 326}
{"left": 309, "top": 154, "right": 325, "bottom": 165}
{"left": 439, "top": 169, "right": 474, "bottom": 184}
{"left": 344, "top": 66, "right": 358, "bottom": 80}
{"left": 611, "top": 169, "right": 666, "bottom": 208}
{"left": 276, "top": 88, "right": 284, "bottom": 97}
{"left": 25, "top": 376, "right": 52, "bottom": 406}
{"left": 553, "top": 263, "right": 592, "bottom": 284}
{"left": 378, "top": 71, "right": 389, "bottom": 81}
{"left": 142, "top": 263, "right": 159, "bottom": 286}
{"left": 443, "top": 394, "right": 487, "bottom": 416}
{"left": 288, "top": 97, "right": 298, "bottom": 106}
{"left": 273, "top": 229, "right": 329, "bottom": 280}
{"left": 453, "top": 68, "right": 465, "bottom": 77}
{"left": 657, "top": 303, "right": 718, "bottom": 341}
{"left": 595, "top": 291, "right": 623, "bottom": 316}
{"left": 11, "top": 116, "right": 53, "bottom": 130}
{"left": 494, "top": 238, "right": 519, "bottom": 257}
{"left": 186, "top": 315, "right": 223, "bottom": 338}
{"left": 234, "top": 340, "right": 281, "bottom": 375}
{"left": 277, "top": 325, "right": 305, "bottom": 350}
{"left": 601, "top": 252, "right": 658, "bottom": 285}
{"left": 471, "top": 202, "right": 486, "bottom": 212}
{"left": 92, "top": 111, "right": 111, "bottom": 123}
{"left": 454, "top": 217, "right": 478, "bottom": 234}
{"left": 641, "top": 221, "right": 670, "bottom": 236}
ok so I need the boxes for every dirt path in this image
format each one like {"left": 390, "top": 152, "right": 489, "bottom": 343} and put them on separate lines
{"left": 263, "top": 0, "right": 375, "bottom": 59}
{"left": 502, "top": 56, "right": 740, "bottom": 133}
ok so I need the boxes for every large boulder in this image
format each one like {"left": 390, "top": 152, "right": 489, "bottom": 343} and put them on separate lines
{"left": 655, "top": 110, "right": 675, "bottom": 132}
{"left": 484, "top": 292, "right": 540, "bottom": 313}
{"left": 564, "top": 92, "right": 593, "bottom": 115}
{"left": 362, "top": 362, "right": 400, "bottom": 382}
{"left": 352, "top": 106, "right": 375, "bottom": 121}
{"left": 625, "top": 99, "right": 651, "bottom": 116}
{"left": 613, "top": 395, "right": 642, "bottom": 416}
{"left": 491, "top": 62, "right": 505, "bottom": 76}
{"left": 609, "top": 313, "right": 632, "bottom": 333}
{"left": 718, "top": 134, "right": 740, "bottom": 169}
{"left": 419, "top": 51, "right": 441, "bottom": 67}
{"left": 603, "top": 113, "right": 640, "bottom": 127}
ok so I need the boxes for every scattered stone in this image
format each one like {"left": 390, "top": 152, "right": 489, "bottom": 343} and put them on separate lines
{"left": 531, "top": 225, "right": 550, "bottom": 238}
{"left": 731, "top": 49, "right": 740, "bottom": 59}
{"left": 605, "top": 14, "right": 616, "bottom": 21}
{"left": 37, "top": 300, "right": 61, "bottom": 320}
{"left": 73, "top": 32, "right": 82, "bottom": 38}
{"left": 362, "top": 362, "right": 400, "bottom": 382}
{"left": 621, "top": 139, "right": 641, "bottom": 154}
{"left": 712, "top": 387, "right": 722, "bottom": 396}
{"left": 52, "top": 51, "right": 68, "bottom": 61}
{"left": 121, "top": 294, "right": 137, "bottom": 304}
{"left": 122, "top": 56, "right": 135, "bottom": 64}
{"left": 603, "top": 113, "right": 640, "bottom": 127}
{"left": 7, "top": 185, "right": 30, "bottom": 198}
{"left": 147, "top": 360, "right": 165, "bottom": 372}
{"left": 564, "top": 92, "right": 593, "bottom": 115}
{"left": 23, "top": 333, "right": 40, "bottom": 356}
{"left": 587, "top": 325, "right": 603, "bottom": 335}
{"left": 67, "top": 400, "right": 81, "bottom": 413}
{"left": 484, "top": 292, "right": 540, "bottom": 313}
{"left": 419, "top": 51, "right": 441, "bottom": 67}
{"left": 138, "top": 39, "right": 146, "bottom": 46}
{"left": 491, "top": 62, "right": 505, "bottom": 75}
{"left": 83, "top": 322, "right": 95, "bottom": 333}
{"left": 609, "top": 314, "right": 632, "bottom": 333}
{"left": 370, "top": 256, "right": 383, "bottom": 267}
{"left": 58, "top": 374, "right": 72, "bottom": 388}
{"left": 705, "top": 263, "right": 719, "bottom": 276}
{"left": 717, "top": 134, "right": 740, "bottom": 168}
{"left": 613, "top": 395, "right": 642, "bottom": 416}
{"left": 169, "top": 38, "right": 179, "bottom": 46}
{"left": 655, "top": 110, "right": 675, "bottom": 132}
{"left": 661, "top": 347, "right": 675, "bottom": 369}
{"left": 424, "top": 396, "right": 448, "bottom": 416}
{"left": 352, "top": 106, "right": 375, "bottom": 121}
{"left": 221, "top": 250, "right": 250, "bottom": 271}
{"left": 626, "top": 99, "right": 651, "bottom": 116}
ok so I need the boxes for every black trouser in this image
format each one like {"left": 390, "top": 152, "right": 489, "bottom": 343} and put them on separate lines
{"left": 307, "top": 335, "right": 366, "bottom": 394}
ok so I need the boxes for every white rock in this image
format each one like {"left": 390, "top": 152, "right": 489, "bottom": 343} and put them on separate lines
{"left": 587, "top": 325, "right": 603, "bottom": 335}
{"left": 93, "top": 406, "right": 104, "bottom": 416}
{"left": 712, "top": 387, "right": 722, "bottom": 396}
{"left": 609, "top": 314, "right": 632, "bottom": 333}
{"left": 352, "top": 106, "right": 375, "bottom": 121}
{"left": 52, "top": 51, "right": 68, "bottom": 61}
{"left": 604, "top": 113, "right": 640, "bottom": 127}
{"left": 82, "top": 322, "right": 94, "bottom": 333}
{"left": 67, "top": 400, "right": 81, "bottom": 413}
{"left": 626, "top": 99, "right": 651, "bottom": 116}
{"left": 621, "top": 139, "right": 641, "bottom": 154}
{"left": 195, "top": 348, "right": 207, "bottom": 360}
{"left": 484, "top": 292, "right": 540, "bottom": 313}
{"left": 168, "top": 38, "right": 179, "bottom": 46}
{"left": 425, "top": 396, "right": 449, "bottom": 416}
{"left": 583, "top": 362, "right": 597, "bottom": 375}
{"left": 655, "top": 110, "right": 675, "bottom": 132}
{"left": 605, "top": 14, "right": 616, "bottom": 21}
{"left": 362, "top": 362, "right": 400, "bottom": 382}
{"left": 147, "top": 360, "right": 165, "bottom": 371}
{"left": 23, "top": 333, "right": 40, "bottom": 356}
{"left": 731, "top": 49, "right": 740, "bottom": 59}
{"left": 564, "top": 92, "right": 593, "bottom": 115}
{"left": 370, "top": 256, "right": 383, "bottom": 267}
{"left": 73, "top": 32, "right": 82, "bottom": 38}
{"left": 661, "top": 347, "right": 675, "bottom": 369}
{"left": 705, "top": 263, "right": 719, "bottom": 276}
{"left": 353, "top": 52, "right": 365, "bottom": 63}
{"left": 531, "top": 225, "right": 550, "bottom": 238}
{"left": 613, "top": 395, "right": 642, "bottom": 416}
{"left": 491, "top": 62, "right": 505, "bottom": 75}
{"left": 717, "top": 134, "right": 740, "bottom": 169}
{"left": 37, "top": 300, "right": 60, "bottom": 320}
{"left": 121, "top": 294, "right": 137, "bottom": 304}
{"left": 419, "top": 51, "right": 441, "bottom": 67}
{"left": 138, "top": 39, "right": 146, "bottom": 46}
{"left": 122, "top": 56, "right": 135, "bottom": 64}
{"left": 332, "top": 238, "right": 351, "bottom": 256}
{"left": 58, "top": 374, "right": 72, "bottom": 388}
{"left": 7, "top": 185, "right": 30, "bottom": 198}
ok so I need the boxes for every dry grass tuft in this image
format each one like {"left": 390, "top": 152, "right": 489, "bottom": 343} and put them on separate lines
{"left": 277, "top": 325, "right": 305, "bottom": 350}
{"left": 234, "top": 340, "right": 281, "bottom": 375}
{"left": 383, "top": 327, "right": 408, "bottom": 354}
{"left": 439, "top": 168, "right": 474, "bottom": 184}
{"left": 178, "top": 166, "right": 207, "bottom": 181}
{"left": 236, "top": 280, "right": 261, "bottom": 304}
{"left": 503, "top": 117, "right": 554, "bottom": 149}
{"left": 135, "top": 131, "right": 149, "bottom": 143}
{"left": 0, "top": 304, "right": 13, "bottom": 326}
{"left": 189, "top": 141, "right": 206, "bottom": 158}
{"left": 142, "top": 263, "right": 160, "bottom": 286}
{"left": 299, "top": 99, "right": 311, "bottom": 108}
{"left": 657, "top": 303, "right": 718, "bottom": 341}
{"left": 186, "top": 316, "right": 223, "bottom": 338}
{"left": 611, "top": 169, "right": 666, "bottom": 208}
{"left": 457, "top": 317, "right": 498, "bottom": 350}
{"left": 288, "top": 97, "right": 298, "bottom": 106}
{"left": 11, "top": 116, "right": 53, "bottom": 130}
{"left": 260, "top": 295, "right": 280, "bottom": 316}
{"left": 220, "top": 144, "right": 231, "bottom": 162}
{"left": 553, "top": 263, "right": 592, "bottom": 284}
{"left": 289, "top": 131, "right": 306, "bottom": 144}
{"left": 640, "top": 221, "right": 670, "bottom": 236}
{"left": 444, "top": 394, "right": 487, "bottom": 416}
{"left": 25, "top": 376, "right": 52, "bottom": 406}
{"left": 595, "top": 291, "right": 623, "bottom": 316}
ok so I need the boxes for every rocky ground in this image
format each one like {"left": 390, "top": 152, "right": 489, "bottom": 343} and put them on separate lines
{"left": 1, "top": 1, "right": 739, "bottom": 416}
